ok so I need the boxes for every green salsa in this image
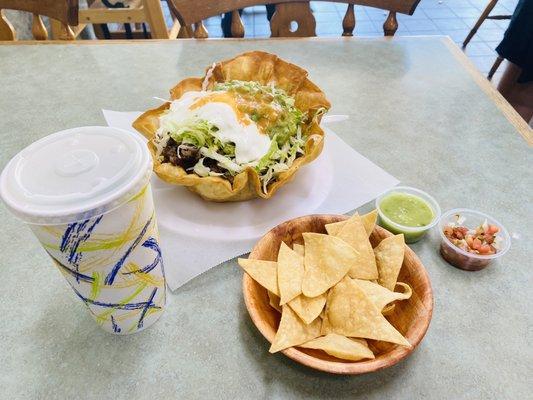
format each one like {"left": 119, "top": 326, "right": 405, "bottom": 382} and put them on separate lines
{"left": 379, "top": 192, "right": 434, "bottom": 227}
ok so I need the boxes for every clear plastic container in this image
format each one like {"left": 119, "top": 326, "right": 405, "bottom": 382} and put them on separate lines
{"left": 438, "top": 208, "right": 511, "bottom": 271}
{"left": 375, "top": 186, "right": 441, "bottom": 243}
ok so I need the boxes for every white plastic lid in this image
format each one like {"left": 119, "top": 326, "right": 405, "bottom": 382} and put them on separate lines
{"left": 0, "top": 126, "right": 152, "bottom": 225}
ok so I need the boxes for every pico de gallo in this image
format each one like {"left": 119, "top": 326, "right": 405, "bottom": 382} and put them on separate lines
{"left": 443, "top": 216, "right": 502, "bottom": 255}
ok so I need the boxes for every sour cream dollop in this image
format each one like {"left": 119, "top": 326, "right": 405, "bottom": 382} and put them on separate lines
{"left": 162, "top": 91, "right": 271, "bottom": 164}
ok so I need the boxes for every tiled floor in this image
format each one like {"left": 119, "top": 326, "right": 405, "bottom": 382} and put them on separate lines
{"left": 164, "top": 0, "right": 519, "bottom": 84}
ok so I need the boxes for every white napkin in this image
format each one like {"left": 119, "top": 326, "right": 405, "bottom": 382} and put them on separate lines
{"left": 103, "top": 110, "right": 399, "bottom": 290}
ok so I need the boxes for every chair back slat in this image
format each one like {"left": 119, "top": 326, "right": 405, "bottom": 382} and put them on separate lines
{"left": 58, "top": 22, "right": 76, "bottom": 40}
{"left": 31, "top": 14, "right": 48, "bottom": 40}
{"left": 0, "top": 9, "right": 15, "bottom": 39}
{"left": 270, "top": 3, "right": 316, "bottom": 37}
{"left": 230, "top": 10, "right": 244, "bottom": 38}
{"left": 194, "top": 21, "right": 208, "bottom": 38}
{"left": 342, "top": 4, "right": 355, "bottom": 36}
{"left": 383, "top": 11, "right": 398, "bottom": 36}
{"left": 178, "top": 24, "right": 193, "bottom": 38}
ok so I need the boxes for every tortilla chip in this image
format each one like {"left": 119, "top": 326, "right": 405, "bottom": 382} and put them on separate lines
{"left": 381, "top": 282, "right": 412, "bottom": 315}
{"left": 292, "top": 243, "right": 305, "bottom": 257}
{"left": 277, "top": 242, "right": 304, "bottom": 305}
{"left": 325, "top": 210, "right": 378, "bottom": 237}
{"left": 381, "top": 304, "right": 395, "bottom": 315}
{"left": 353, "top": 279, "right": 412, "bottom": 311}
{"left": 301, "top": 233, "right": 354, "bottom": 297}
{"left": 267, "top": 291, "right": 282, "bottom": 312}
{"left": 299, "top": 334, "right": 375, "bottom": 361}
{"left": 395, "top": 281, "right": 412, "bottom": 298}
{"left": 322, "top": 277, "right": 411, "bottom": 347}
{"left": 336, "top": 214, "right": 378, "bottom": 280}
{"left": 269, "top": 305, "right": 321, "bottom": 353}
{"left": 238, "top": 258, "right": 279, "bottom": 296}
{"left": 362, "top": 209, "right": 378, "bottom": 235}
{"left": 375, "top": 234, "right": 405, "bottom": 291}
{"left": 324, "top": 221, "right": 344, "bottom": 236}
{"left": 288, "top": 293, "right": 327, "bottom": 324}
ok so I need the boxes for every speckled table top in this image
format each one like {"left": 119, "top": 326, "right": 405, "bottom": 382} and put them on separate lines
{"left": 0, "top": 37, "right": 531, "bottom": 400}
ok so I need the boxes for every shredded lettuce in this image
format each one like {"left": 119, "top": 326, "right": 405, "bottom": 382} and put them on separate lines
{"left": 192, "top": 158, "right": 210, "bottom": 176}
{"left": 192, "top": 158, "right": 224, "bottom": 177}
{"left": 164, "top": 118, "right": 216, "bottom": 148}
{"left": 256, "top": 136, "right": 280, "bottom": 171}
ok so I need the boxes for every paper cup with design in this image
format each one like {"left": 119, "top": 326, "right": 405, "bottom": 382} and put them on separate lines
{"left": 0, "top": 126, "right": 166, "bottom": 334}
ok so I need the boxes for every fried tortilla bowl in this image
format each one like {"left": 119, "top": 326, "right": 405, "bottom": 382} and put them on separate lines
{"left": 133, "top": 51, "right": 330, "bottom": 202}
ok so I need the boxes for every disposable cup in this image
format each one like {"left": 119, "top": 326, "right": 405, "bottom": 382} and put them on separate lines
{"left": 0, "top": 126, "right": 165, "bottom": 334}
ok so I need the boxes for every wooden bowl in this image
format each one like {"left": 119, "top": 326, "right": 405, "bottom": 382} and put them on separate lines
{"left": 242, "top": 214, "right": 433, "bottom": 375}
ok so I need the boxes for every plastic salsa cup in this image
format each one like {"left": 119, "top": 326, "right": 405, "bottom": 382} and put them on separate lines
{"left": 375, "top": 186, "right": 441, "bottom": 243}
{"left": 438, "top": 208, "right": 511, "bottom": 271}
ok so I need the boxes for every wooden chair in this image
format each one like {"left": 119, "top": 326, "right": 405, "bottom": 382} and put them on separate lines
{"left": 51, "top": 0, "right": 180, "bottom": 40}
{"left": 167, "top": 0, "right": 421, "bottom": 38}
{"left": 0, "top": 0, "right": 78, "bottom": 40}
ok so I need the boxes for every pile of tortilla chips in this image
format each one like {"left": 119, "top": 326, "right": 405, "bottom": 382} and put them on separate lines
{"left": 239, "top": 210, "right": 413, "bottom": 361}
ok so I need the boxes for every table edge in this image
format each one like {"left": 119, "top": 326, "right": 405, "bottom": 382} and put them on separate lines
{"left": 0, "top": 35, "right": 470, "bottom": 45}
{"left": 442, "top": 37, "right": 532, "bottom": 146}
